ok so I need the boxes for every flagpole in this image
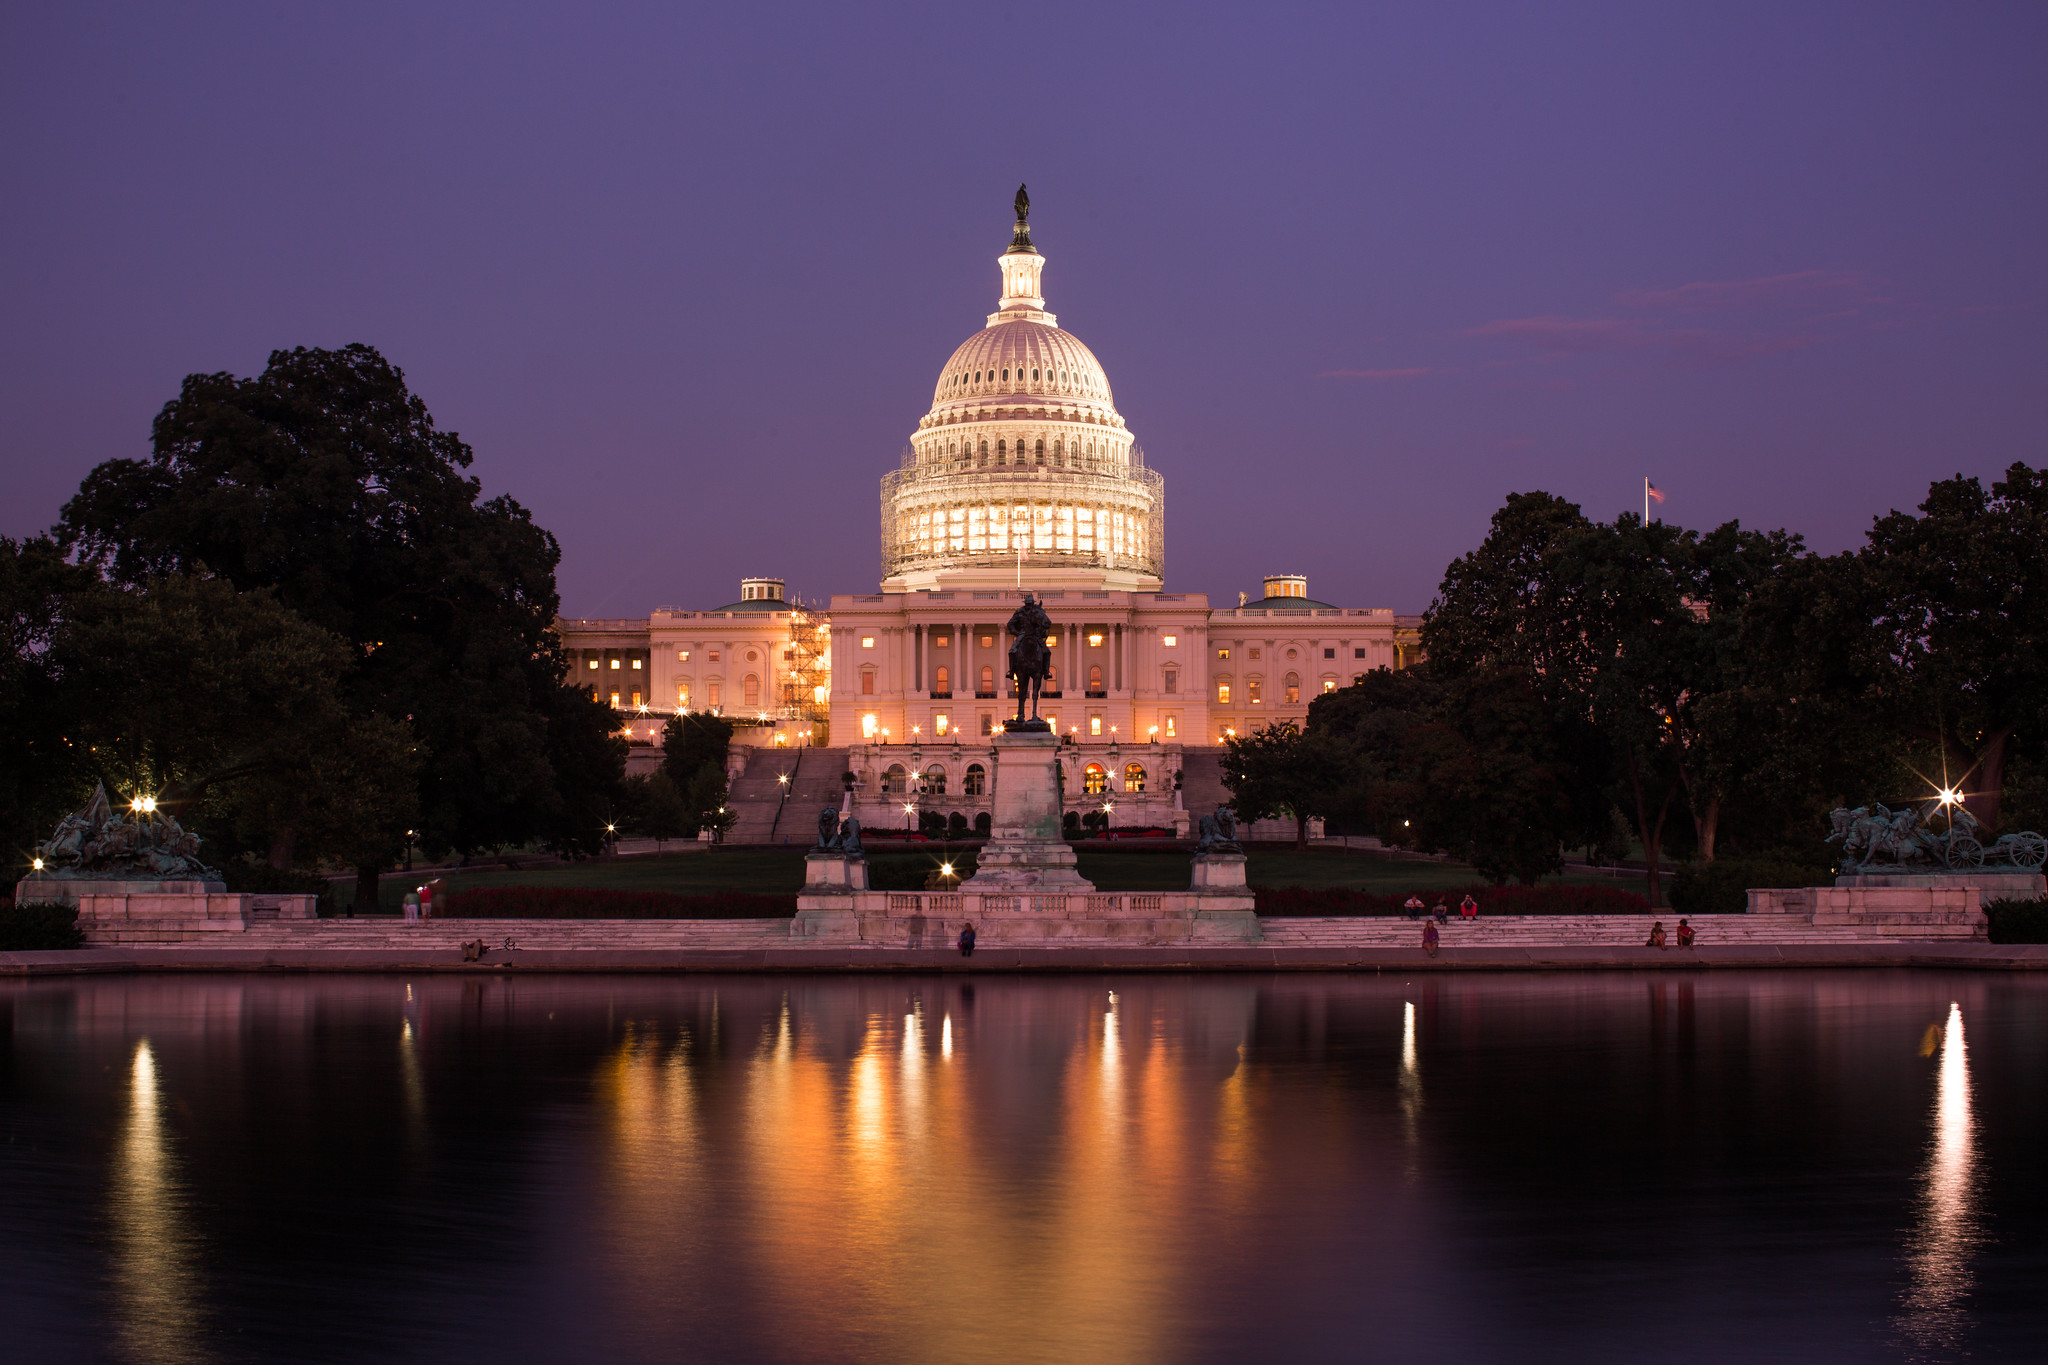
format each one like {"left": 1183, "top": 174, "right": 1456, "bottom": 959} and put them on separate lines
{"left": 1643, "top": 476, "right": 1649, "bottom": 524}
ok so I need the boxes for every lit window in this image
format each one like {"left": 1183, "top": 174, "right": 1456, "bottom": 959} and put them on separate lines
{"left": 935, "top": 714, "right": 950, "bottom": 736}
{"left": 1217, "top": 647, "right": 1230, "bottom": 661}
{"left": 980, "top": 665, "right": 994, "bottom": 693}
{"left": 631, "top": 690, "right": 642, "bottom": 706}
{"left": 1164, "top": 714, "right": 1176, "bottom": 738}
{"left": 631, "top": 659, "right": 642, "bottom": 670}
{"left": 1124, "top": 764, "right": 1146, "bottom": 793}
{"left": 862, "top": 636, "right": 876, "bottom": 649}
{"left": 980, "top": 635, "right": 994, "bottom": 648}
{"left": 1090, "top": 715, "right": 1103, "bottom": 736}
{"left": 677, "top": 650, "right": 689, "bottom": 661}
{"left": 1249, "top": 679, "right": 1263, "bottom": 704}
{"left": 1323, "top": 679, "right": 1336, "bottom": 693}
{"left": 1087, "top": 633, "right": 1104, "bottom": 647}
{"left": 1285, "top": 674, "right": 1300, "bottom": 705}
{"left": 1217, "top": 683, "right": 1231, "bottom": 705}
{"left": 677, "top": 685, "right": 690, "bottom": 707}
{"left": 587, "top": 659, "right": 599, "bottom": 670}
{"left": 1162, "top": 634, "right": 1177, "bottom": 647}
{"left": 1084, "top": 763, "right": 1108, "bottom": 794}
{"left": 708, "top": 651, "right": 720, "bottom": 662}
{"left": 610, "top": 659, "right": 621, "bottom": 670}
{"left": 862, "top": 713, "right": 878, "bottom": 739}
{"left": 935, "top": 665, "right": 950, "bottom": 692}
{"left": 1249, "top": 648, "right": 1262, "bottom": 661}
{"left": 609, "top": 692, "right": 620, "bottom": 707}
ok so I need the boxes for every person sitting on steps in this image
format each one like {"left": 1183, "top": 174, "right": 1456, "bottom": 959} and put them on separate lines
{"left": 1645, "top": 921, "right": 1667, "bottom": 948}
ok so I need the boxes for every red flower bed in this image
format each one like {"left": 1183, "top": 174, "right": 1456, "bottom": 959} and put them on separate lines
{"left": 1253, "top": 884, "right": 1650, "bottom": 917}
{"left": 438, "top": 887, "right": 797, "bottom": 919}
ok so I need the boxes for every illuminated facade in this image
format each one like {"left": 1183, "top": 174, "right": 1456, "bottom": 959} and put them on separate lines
{"left": 556, "top": 200, "right": 1421, "bottom": 806}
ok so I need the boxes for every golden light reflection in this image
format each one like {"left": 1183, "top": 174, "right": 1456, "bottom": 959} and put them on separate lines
{"left": 1898, "top": 1002, "right": 1979, "bottom": 1354}
{"left": 1399, "top": 1000, "right": 1422, "bottom": 1147}
{"left": 398, "top": 1017, "right": 427, "bottom": 1151}
{"left": 111, "top": 1039, "right": 208, "bottom": 1364}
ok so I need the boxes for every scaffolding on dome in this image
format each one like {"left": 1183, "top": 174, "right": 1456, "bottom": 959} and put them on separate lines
{"left": 879, "top": 446, "right": 1165, "bottom": 582}
{"left": 781, "top": 595, "right": 832, "bottom": 741}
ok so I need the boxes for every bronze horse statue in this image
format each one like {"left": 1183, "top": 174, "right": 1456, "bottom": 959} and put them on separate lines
{"left": 1006, "top": 593, "right": 1053, "bottom": 730}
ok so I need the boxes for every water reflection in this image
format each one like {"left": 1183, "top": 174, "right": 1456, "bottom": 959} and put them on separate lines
{"left": 110, "top": 1039, "right": 207, "bottom": 1364}
{"left": 1898, "top": 1001, "right": 1980, "bottom": 1357}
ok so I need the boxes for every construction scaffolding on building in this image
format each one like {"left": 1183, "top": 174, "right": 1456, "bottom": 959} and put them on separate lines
{"left": 782, "top": 595, "right": 832, "bottom": 744}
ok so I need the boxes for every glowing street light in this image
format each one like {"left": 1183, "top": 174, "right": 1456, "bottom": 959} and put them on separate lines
{"left": 130, "top": 795, "right": 158, "bottom": 814}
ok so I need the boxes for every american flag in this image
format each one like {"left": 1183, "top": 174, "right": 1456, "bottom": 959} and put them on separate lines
{"left": 1646, "top": 480, "right": 1665, "bottom": 504}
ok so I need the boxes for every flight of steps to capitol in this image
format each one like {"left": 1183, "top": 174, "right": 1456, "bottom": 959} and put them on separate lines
{"left": 1256, "top": 912, "right": 1977, "bottom": 947}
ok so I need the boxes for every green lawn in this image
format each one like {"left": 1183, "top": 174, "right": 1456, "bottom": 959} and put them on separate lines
{"left": 336, "top": 843, "right": 1647, "bottom": 911}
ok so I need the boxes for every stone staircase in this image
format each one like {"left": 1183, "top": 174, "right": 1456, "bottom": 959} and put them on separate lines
{"left": 1256, "top": 912, "right": 1982, "bottom": 947}
{"left": 723, "top": 747, "right": 850, "bottom": 844}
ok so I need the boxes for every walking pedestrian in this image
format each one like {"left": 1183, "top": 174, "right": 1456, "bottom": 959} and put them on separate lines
{"left": 1460, "top": 894, "right": 1478, "bottom": 920}
{"left": 1422, "top": 920, "right": 1440, "bottom": 957}
{"left": 1404, "top": 895, "right": 1425, "bottom": 920}
{"left": 957, "top": 923, "right": 977, "bottom": 957}
{"left": 1676, "top": 918, "right": 1695, "bottom": 948}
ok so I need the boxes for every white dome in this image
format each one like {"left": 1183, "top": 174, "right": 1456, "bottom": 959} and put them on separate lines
{"left": 881, "top": 197, "right": 1162, "bottom": 593}
{"left": 928, "top": 322, "right": 1118, "bottom": 428}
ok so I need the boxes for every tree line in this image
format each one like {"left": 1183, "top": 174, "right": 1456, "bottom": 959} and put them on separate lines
{"left": 1, "top": 345, "right": 728, "bottom": 903}
{"left": 1223, "top": 468, "right": 2048, "bottom": 905}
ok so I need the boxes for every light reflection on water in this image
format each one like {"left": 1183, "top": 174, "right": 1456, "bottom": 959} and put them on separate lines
{"left": 2, "top": 972, "right": 2043, "bottom": 1363}
{"left": 1897, "top": 1001, "right": 1980, "bottom": 1358}
{"left": 111, "top": 1040, "right": 208, "bottom": 1364}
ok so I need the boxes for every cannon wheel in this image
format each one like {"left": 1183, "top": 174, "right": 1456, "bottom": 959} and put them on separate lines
{"left": 1946, "top": 834, "right": 1984, "bottom": 869}
{"left": 2007, "top": 832, "right": 2047, "bottom": 871}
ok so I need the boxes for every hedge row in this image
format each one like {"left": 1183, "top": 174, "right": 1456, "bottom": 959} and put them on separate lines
{"left": 1253, "top": 884, "right": 1651, "bottom": 917}
{"left": 0, "top": 900, "right": 85, "bottom": 950}
{"left": 1986, "top": 898, "right": 2048, "bottom": 945}
{"left": 437, "top": 887, "right": 798, "bottom": 919}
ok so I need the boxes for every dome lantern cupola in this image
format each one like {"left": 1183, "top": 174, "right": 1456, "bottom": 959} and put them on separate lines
{"left": 992, "top": 183, "right": 1052, "bottom": 327}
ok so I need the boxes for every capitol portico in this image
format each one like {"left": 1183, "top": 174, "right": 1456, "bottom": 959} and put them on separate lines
{"left": 556, "top": 192, "right": 1420, "bottom": 834}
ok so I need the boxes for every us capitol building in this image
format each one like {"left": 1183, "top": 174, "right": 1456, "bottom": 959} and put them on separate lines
{"left": 558, "top": 192, "right": 1420, "bottom": 835}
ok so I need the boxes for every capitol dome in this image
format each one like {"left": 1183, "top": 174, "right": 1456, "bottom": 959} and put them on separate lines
{"left": 881, "top": 191, "right": 1163, "bottom": 592}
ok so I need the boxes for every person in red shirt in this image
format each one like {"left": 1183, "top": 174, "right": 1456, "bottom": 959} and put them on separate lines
{"left": 1459, "top": 894, "right": 1478, "bottom": 920}
{"left": 1676, "top": 918, "right": 1695, "bottom": 948}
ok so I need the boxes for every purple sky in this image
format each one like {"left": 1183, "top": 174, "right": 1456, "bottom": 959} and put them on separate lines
{"left": 5, "top": 3, "right": 2045, "bottom": 616}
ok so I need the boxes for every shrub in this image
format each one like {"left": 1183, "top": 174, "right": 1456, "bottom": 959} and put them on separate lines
{"left": 0, "top": 899, "right": 86, "bottom": 950}
{"left": 438, "top": 887, "right": 795, "bottom": 918}
{"left": 1669, "top": 858, "right": 1833, "bottom": 916}
{"left": 1986, "top": 897, "right": 2048, "bottom": 945}
{"left": 216, "top": 859, "right": 337, "bottom": 916}
{"left": 1253, "top": 884, "right": 1649, "bottom": 916}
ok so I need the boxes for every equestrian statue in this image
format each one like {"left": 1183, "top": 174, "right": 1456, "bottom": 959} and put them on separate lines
{"left": 1005, "top": 593, "right": 1054, "bottom": 732}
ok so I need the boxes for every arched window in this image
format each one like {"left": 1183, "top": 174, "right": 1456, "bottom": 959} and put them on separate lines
{"left": 882, "top": 764, "right": 907, "bottom": 795}
{"left": 708, "top": 681, "right": 722, "bottom": 707}
{"left": 934, "top": 665, "right": 949, "bottom": 693}
{"left": 743, "top": 674, "right": 760, "bottom": 708}
{"left": 1032, "top": 368, "right": 1040, "bottom": 381}
{"left": 979, "top": 665, "right": 995, "bottom": 694}
{"left": 964, "top": 763, "right": 987, "bottom": 796}
{"left": 1284, "top": 673, "right": 1300, "bottom": 704}
{"left": 1124, "top": 763, "right": 1147, "bottom": 792}
{"left": 1088, "top": 664, "right": 1103, "bottom": 692}
{"left": 1083, "top": 763, "right": 1108, "bottom": 795}
{"left": 924, "top": 765, "right": 947, "bottom": 795}
{"left": 860, "top": 666, "right": 876, "bottom": 696}
{"left": 975, "top": 811, "right": 992, "bottom": 835}
{"left": 1035, "top": 439, "right": 1045, "bottom": 465}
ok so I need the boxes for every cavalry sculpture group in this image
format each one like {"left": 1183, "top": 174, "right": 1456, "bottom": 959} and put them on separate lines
{"left": 1828, "top": 799, "right": 2046, "bottom": 872}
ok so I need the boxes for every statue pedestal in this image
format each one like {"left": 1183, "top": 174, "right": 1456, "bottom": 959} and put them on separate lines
{"left": 803, "top": 853, "right": 868, "bottom": 892}
{"left": 966, "top": 731, "right": 1093, "bottom": 892}
{"left": 1835, "top": 870, "right": 2045, "bottom": 901}
{"left": 1189, "top": 851, "right": 1248, "bottom": 891}
{"left": 16, "top": 879, "right": 255, "bottom": 945}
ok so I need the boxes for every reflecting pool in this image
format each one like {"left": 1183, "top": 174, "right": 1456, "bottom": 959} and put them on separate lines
{"left": 3, "top": 972, "right": 2046, "bottom": 1363}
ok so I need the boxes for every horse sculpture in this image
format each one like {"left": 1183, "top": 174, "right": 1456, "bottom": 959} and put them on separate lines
{"left": 1827, "top": 800, "right": 2046, "bottom": 871}
{"left": 1005, "top": 593, "right": 1054, "bottom": 730}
